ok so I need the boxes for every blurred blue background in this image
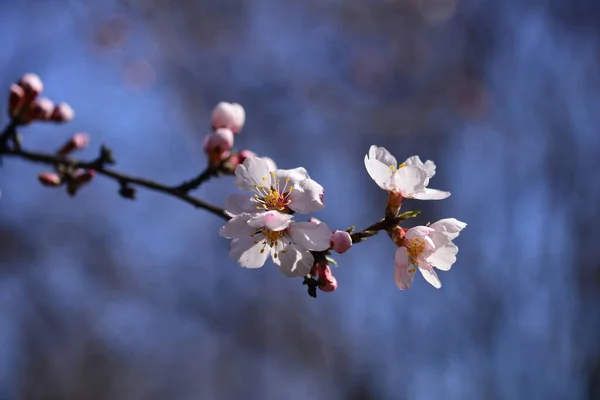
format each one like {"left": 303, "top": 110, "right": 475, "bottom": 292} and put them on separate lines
{"left": 1, "top": 0, "right": 600, "bottom": 399}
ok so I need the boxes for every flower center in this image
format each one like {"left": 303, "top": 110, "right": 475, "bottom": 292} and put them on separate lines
{"left": 404, "top": 237, "right": 426, "bottom": 265}
{"left": 388, "top": 162, "right": 406, "bottom": 175}
{"left": 253, "top": 172, "right": 294, "bottom": 213}
{"left": 252, "top": 227, "right": 291, "bottom": 258}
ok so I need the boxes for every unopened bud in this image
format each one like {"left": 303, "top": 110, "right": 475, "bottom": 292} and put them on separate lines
{"left": 221, "top": 149, "right": 257, "bottom": 174}
{"left": 309, "top": 217, "right": 322, "bottom": 225}
{"left": 204, "top": 128, "right": 234, "bottom": 167}
{"left": 315, "top": 264, "right": 338, "bottom": 292}
{"left": 8, "top": 84, "right": 25, "bottom": 117}
{"left": 58, "top": 133, "right": 90, "bottom": 156}
{"left": 211, "top": 102, "right": 245, "bottom": 134}
{"left": 51, "top": 102, "right": 75, "bottom": 123}
{"left": 37, "top": 172, "right": 62, "bottom": 187}
{"left": 31, "top": 98, "right": 55, "bottom": 121}
{"left": 67, "top": 170, "right": 95, "bottom": 196}
{"left": 238, "top": 149, "right": 257, "bottom": 163}
{"left": 18, "top": 73, "right": 44, "bottom": 99}
{"left": 330, "top": 230, "right": 352, "bottom": 254}
{"left": 385, "top": 192, "right": 404, "bottom": 219}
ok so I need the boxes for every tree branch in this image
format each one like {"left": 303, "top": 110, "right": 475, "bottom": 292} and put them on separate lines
{"left": 0, "top": 123, "right": 230, "bottom": 220}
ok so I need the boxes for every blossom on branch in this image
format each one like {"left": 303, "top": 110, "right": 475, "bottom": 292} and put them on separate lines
{"left": 219, "top": 211, "right": 332, "bottom": 276}
{"left": 364, "top": 145, "right": 450, "bottom": 217}
{"left": 392, "top": 218, "right": 466, "bottom": 290}
{"left": 203, "top": 128, "right": 234, "bottom": 167}
{"left": 225, "top": 156, "right": 324, "bottom": 216}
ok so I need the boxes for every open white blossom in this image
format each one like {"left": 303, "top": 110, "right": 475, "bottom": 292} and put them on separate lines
{"left": 219, "top": 210, "right": 333, "bottom": 276}
{"left": 394, "top": 218, "right": 466, "bottom": 290}
{"left": 364, "top": 145, "right": 450, "bottom": 200}
{"left": 226, "top": 157, "right": 325, "bottom": 216}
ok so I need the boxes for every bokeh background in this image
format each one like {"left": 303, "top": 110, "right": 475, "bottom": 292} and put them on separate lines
{"left": 1, "top": 0, "right": 599, "bottom": 399}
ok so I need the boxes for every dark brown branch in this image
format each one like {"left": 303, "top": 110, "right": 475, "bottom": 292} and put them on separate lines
{"left": 0, "top": 133, "right": 230, "bottom": 220}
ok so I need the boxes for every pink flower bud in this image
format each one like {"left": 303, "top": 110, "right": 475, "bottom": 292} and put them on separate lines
{"left": 330, "top": 230, "right": 352, "bottom": 254}
{"left": 37, "top": 172, "right": 62, "bottom": 187}
{"left": 8, "top": 84, "right": 25, "bottom": 117}
{"left": 204, "top": 128, "right": 234, "bottom": 152}
{"left": 18, "top": 73, "right": 44, "bottom": 99}
{"left": 67, "top": 170, "right": 95, "bottom": 196}
{"left": 238, "top": 149, "right": 257, "bottom": 163}
{"left": 51, "top": 102, "right": 75, "bottom": 123}
{"left": 58, "top": 133, "right": 90, "bottom": 156}
{"left": 221, "top": 149, "right": 257, "bottom": 174}
{"left": 204, "top": 128, "right": 234, "bottom": 167}
{"left": 31, "top": 98, "right": 55, "bottom": 121}
{"left": 315, "top": 264, "right": 338, "bottom": 292}
{"left": 74, "top": 169, "right": 95, "bottom": 185}
{"left": 211, "top": 102, "right": 245, "bottom": 134}
{"left": 309, "top": 217, "right": 322, "bottom": 224}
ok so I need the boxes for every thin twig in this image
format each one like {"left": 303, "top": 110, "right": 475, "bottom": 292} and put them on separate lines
{"left": 0, "top": 123, "right": 230, "bottom": 220}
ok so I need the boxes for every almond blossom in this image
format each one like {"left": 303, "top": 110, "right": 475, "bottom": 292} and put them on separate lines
{"left": 364, "top": 145, "right": 450, "bottom": 201}
{"left": 393, "top": 218, "right": 466, "bottom": 290}
{"left": 219, "top": 210, "right": 332, "bottom": 276}
{"left": 225, "top": 156, "right": 325, "bottom": 216}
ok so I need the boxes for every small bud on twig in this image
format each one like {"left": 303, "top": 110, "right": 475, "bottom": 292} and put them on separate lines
{"left": 57, "top": 133, "right": 90, "bottom": 156}
{"left": 37, "top": 172, "right": 62, "bottom": 187}
{"left": 51, "top": 102, "right": 75, "bottom": 123}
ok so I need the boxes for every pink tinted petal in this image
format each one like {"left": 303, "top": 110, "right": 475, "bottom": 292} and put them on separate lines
{"left": 394, "top": 247, "right": 415, "bottom": 290}
{"left": 247, "top": 211, "right": 293, "bottom": 231}
{"left": 288, "top": 221, "right": 332, "bottom": 251}
{"left": 405, "top": 226, "right": 435, "bottom": 241}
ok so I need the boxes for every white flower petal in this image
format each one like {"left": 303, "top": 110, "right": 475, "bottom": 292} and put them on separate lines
{"left": 368, "top": 145, "right": 397, "bottom": 167}
{"left": 427, "top": 242, "right": 458, "bottom": 271}
{"left": 229, "top": 236, "right": 270, "bottom": 269}
{"left": 404, "top": 155, "right": 436, "bottom": 178}
{"left": 405, "top": 226, "right": 434, "bottom": 240}
{"left": 364, "top": 156, "right": 395, "bottom": 191}
{"left": 393, "top": 165, "right": 428, "bottom": 196}
{"left": 429, "top": 218, "right": 467, "bottom": 240}
{"left": 219, "top": 213, "right": 255, "bottom": 239}
{"left": 412, "top": 188, "right": 451, "bottom": 200}
{"left": 288, "top": 178, "right": 325, "bottom": 214}
{"left": 247, "top": 211, "right": 293, "bottom": 231}
{"left": 262, "top": 157, "right": 277, "bottom": 171}
{"left": 274, "top": 167, "right": 309, "bottom": 184}
{"left": 394, "top": 247, "right": 415, "bottom": 290}
{"left": 225, "top": 194, "right": 260, "bottom": 215}
{"left": 288, "top": 221, "right": 333, "bottom": 251}
{"left": 272, "top": 243, "right": 314, "bottom": 277}
{"left": 234, "top": 157, "right": 272, "bottom": 191}
{"left": 419, "top": 266, "right": 442, "bottom": 289}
